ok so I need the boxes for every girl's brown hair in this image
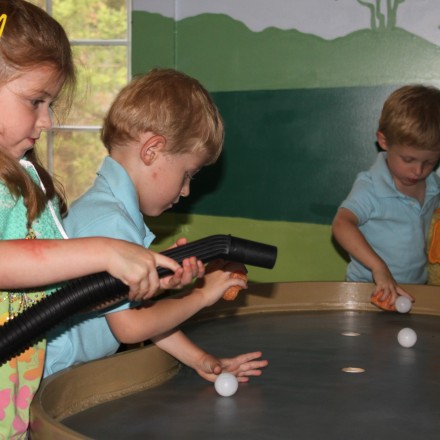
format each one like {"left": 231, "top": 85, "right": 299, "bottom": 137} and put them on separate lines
{"left": 0, "top": 0, "right": 76, "bottom": 227}
{"left": 102, "top": 68, "right": 224, "bottom": 165}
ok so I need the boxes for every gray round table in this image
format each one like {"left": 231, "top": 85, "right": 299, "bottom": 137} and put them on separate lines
{"left": 30, "top": 282, "right": 440, "bottom": 439}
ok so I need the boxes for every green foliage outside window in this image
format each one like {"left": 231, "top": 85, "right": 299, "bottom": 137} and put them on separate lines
{"left": 28, "top": 0, "right": 128, "bottom": 204}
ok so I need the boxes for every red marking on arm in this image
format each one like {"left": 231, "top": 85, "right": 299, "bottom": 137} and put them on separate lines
{"left": 5, "top": 239, "right": 60, "bottom": 261}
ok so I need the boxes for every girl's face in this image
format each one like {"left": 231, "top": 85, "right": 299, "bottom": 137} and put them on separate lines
{"left": 0, "top": 65, "right": 64, "bottom": 160}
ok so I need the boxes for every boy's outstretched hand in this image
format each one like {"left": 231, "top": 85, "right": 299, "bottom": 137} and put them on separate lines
{"left": 193, "top": 351, "right": 268, "bottom": 383}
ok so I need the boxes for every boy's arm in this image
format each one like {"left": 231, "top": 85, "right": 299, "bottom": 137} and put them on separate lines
{"left": 152, "top": 330, "right": 268, "bottom": 383}
{"left": 105, "top": 260, "right": 247, "bottom": 343}
{"left": 332, "top": 208, "right": 413, "bottom": 302}
{"left": 332, "top": 208, "right": 389, "bottom": 277}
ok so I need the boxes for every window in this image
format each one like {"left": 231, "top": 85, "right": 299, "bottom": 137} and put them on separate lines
{"left": 29, "top": 0, "right": 130, "bottom": 203}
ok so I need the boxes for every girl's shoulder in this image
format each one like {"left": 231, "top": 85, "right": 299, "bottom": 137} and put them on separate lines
{"left": 0, "top": 180, "right": 19, "bottom": 206}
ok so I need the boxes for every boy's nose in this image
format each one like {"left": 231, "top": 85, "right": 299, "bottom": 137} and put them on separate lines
{"left": 413, "top": 163, "right": 423, "bottom": 176}
{"left": 180, "top": 183, "right": 190, "bottom": 197}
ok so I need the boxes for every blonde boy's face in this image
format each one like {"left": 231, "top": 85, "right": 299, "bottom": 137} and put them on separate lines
{"left": 377, "top": 132, "right": 440, "bottom": 195}
{"left": 137, "top": 147, "right": 208, "bottom": 217}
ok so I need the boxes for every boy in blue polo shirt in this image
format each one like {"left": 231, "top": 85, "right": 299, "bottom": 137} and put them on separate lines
{"left": 45, "top": 69, "right": 267, "bottom": 383}
{"left": 332, "top": 85, "right": 440, "bottom": 309}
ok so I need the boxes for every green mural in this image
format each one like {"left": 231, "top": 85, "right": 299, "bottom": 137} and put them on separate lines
{"left": 173, "top": 85, "right": 395, "bottom": 225}
{"left": 133, "top": 12, "right": 440, "bottom": 92}
{"left": 132, "top": 8, "right": 440, "bottom": 282}
{"left": 356, "top": 0, "right": 405, "bottom": 31}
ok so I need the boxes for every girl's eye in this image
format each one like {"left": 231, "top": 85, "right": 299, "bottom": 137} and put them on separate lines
{"left": 31, "top": 99, "right": 43, "bottom": 107}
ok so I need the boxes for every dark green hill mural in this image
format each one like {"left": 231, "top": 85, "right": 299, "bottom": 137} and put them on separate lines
{"left": 133, "top": 12, "right": 440, "bottom": 92}
{"left": 132, "top": 11, "right": 440, "bottom": 226}
{"left": 172, "top": 84, "right": 396, "bottom": 225}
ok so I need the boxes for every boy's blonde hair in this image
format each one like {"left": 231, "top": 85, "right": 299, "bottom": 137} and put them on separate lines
{"left": 0, "top": 0, "right": 76, "bottom": 226}
{"left": 378, "top": 85, "right": 440, "bottom": 151}
{"left": 102, "top": 68, "right": 224, "bottom": 164}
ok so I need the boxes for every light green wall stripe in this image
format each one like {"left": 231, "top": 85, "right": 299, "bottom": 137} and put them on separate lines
{"left": 148, "top": 213, "right": 348, "bottom": 284}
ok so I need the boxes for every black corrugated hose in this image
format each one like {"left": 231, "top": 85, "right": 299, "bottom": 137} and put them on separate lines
{"left": 0, "top": 235, "right": 277, "bottom": 364}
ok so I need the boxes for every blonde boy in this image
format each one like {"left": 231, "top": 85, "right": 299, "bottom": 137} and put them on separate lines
{"left": 332, "top": 85, "right": 440, "bottom": 306}
{"left": 45, "top": 69, "right": 267, "bottom": 382}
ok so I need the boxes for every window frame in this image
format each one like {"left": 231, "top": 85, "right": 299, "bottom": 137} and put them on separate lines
{"left": 42, "top": 0, "right": 132, "bottom": 174}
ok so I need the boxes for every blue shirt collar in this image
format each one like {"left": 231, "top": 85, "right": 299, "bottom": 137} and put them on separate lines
{"left": 97, "top": 156, "right": 155, "bottom": 246}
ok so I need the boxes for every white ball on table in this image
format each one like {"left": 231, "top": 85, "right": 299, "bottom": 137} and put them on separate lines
{"left": 214, "top": 372, "right": 239, "bottom": 397}
{"left": 397, "top": 328, "right": 417, "bottom": 348}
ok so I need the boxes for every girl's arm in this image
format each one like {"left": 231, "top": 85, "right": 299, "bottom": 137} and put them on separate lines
{"left": 0, "top": 238, "right": 182, "bottom": 301}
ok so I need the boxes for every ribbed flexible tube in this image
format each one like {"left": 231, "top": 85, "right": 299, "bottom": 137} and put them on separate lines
{"left": 0, "top": 235, "right": 277, "bottom": 364}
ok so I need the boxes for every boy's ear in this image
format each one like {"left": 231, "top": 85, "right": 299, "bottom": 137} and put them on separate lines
{"left": 376, "top": 131, "right": 388, "bottom": 150}
{"left": 140, "top": 135, "right": 166, "bottom": 166}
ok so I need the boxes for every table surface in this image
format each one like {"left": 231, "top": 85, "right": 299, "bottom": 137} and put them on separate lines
{"left": 30, "top": 282, "right": 440, "bottom": 439}
{"left": 62, "top": 310, "right": 440, "bottom": 440}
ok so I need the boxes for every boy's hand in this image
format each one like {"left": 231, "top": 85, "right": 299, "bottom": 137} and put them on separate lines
{"left": 193, "top": 260, "right": 248, "bottom": 307}
{"left": 159, "top": 238, "right": 205, "bottom": 290}
{"left": 223, "top": 271, "right": 248, "bottom": 301}
{"left": 371, "top": 265, "right": 414, "bottom": 309}
{"left": 193, "top": 351, "right": 268, "bottom": 383}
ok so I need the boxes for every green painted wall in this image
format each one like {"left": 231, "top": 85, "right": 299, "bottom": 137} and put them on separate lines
{"left": 174, "top": 86, "right": 393, "bottom": 225}
{"left": 133, "top": 13, "right": 440, "bottom": 92}
{"left": 132, "top": 10, "right": 440, "bottom": 283}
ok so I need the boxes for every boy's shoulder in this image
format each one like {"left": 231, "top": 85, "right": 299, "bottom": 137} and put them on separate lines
{"left": 426, "top": 169, "right": 440, "bottom": 193}
{"left": 65, "top": 189, "right": 131, "bottom": 232}
{"left": 64, "top": 194, "right": 142, "bottom": 243}
{"left": 348, "top": 154, "right": 385, "bottom": 191}
{"left": 64, "top": 175, "right": 144, "bottom": 244}
{"left": 430, "top": 169, "right": 440, "bottom": 184}
{"left": 67, "top": 156, "right": 137, "bottom": 221}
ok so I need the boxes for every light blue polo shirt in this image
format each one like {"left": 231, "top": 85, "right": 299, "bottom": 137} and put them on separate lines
{"left": 340, "top": 152, "right": 440, "bottom": 284}
{"left": 44, "top": 157, "right": 155, "bottom": 377}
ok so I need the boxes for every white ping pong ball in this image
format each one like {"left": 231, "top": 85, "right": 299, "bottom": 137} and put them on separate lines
{"left": 395, "top": 296, "right": 412, "bottom": 314}
{"left": 214, "top": 372, "right": 238, "bottom": 397}
{"left": 397, "top": 328, "right": 417, "bottom": 348}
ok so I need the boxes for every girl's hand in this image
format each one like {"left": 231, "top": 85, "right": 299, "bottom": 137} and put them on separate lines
{"left": 106, "top": 240, "right": 181, "bottom": 302}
